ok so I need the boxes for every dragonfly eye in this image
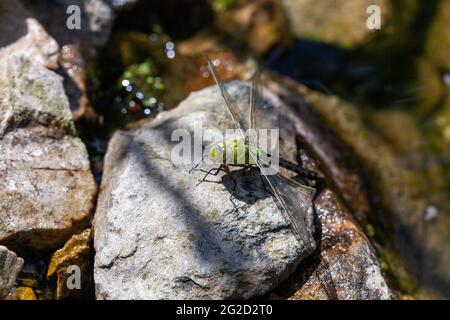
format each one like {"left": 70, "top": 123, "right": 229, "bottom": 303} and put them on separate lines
{"left": 209, "top": 143, "right": 224, "bottom": 161}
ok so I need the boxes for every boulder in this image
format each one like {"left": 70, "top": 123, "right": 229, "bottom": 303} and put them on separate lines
{"left": 282, "top": 0, "right": 391, "bottom": 48}
{"left": 288, "top": 190, "right": 393, "bottom": 300}
{"left": 6, "top": 287, "right": 37, "bottom": 300}
{"left": 47, "top": 229, "right": 94, "bottom": 299}
{"left": 94, "top": 81, "right": 316, "bottom": 299}
{"left": 0, "top": 56, "right": 97, "bottom": 251}
{"left": 292, "top": 78, "right": 450, "bottom": 298}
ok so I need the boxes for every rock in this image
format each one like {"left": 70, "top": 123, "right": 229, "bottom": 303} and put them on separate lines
{"left": 249, "top": 72, "right": 395, "bottom": 299}
{"left": 291, "top": 78, "right": 450, "bottom": 298}
{"left": 20, "top": 0, "right": 115, "bottom": 119}
{"left": 0, "top": 0, "right": 59, "bottom": 69}
{"left": 416, "top": 1, "right": 450, "bottom": 115}
{"left": 213, "top": 0, "right": 291, "bottom": 54}
{"left": 0, "top": 56, "right": 75, "bottom": 136}
{"left": 10, "top": 287, "right": 37, "bottom": 300}
{"left": 289, "top": 190, "right": 393, "bottom": 300}
{"left": 282, "top": 0, "right": 391, "bottom": 48}
{"left": 0, "top": 246, "right": 24, "bottom": 299}
{"left": 26, "top": 0, "right": 114, "bottom": 118}
{"left": 94, "top": 81, "right": 316, "bottom": 299}
{"left": 0, "top": 56, "right": 97, "bottom": 251}
{"left": 59, "top": 43, "right": 93, "bottom": 121}
{"left": 47, "top": 229, "right": 93, "bottom": 300}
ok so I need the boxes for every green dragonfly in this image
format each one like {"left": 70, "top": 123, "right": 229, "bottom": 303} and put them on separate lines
{"left": 202, "top": 58, "right": 317, "bottom": 251}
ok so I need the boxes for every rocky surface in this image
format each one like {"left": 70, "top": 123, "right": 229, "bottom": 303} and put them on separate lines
{"left": 282, "top": 0, "right": 391, "bottom": 48}
{"left": 291, "top": 79, "right": 450, "bottom": 298}
{"left": 94, "top": 81, "right": 316, "bottom": 299}
{"left": 213, "top": 0, "right": 290, "bottom": 54}
{"left": 22, "top": 0, "right": 115, "bottom": 119}
{"left": 0, "top": 246, "right": 24, "bottom": 299}
{"left": 280, "top": 189, "right": 393, "bottom": 300}
{"left": 0, "top": 0, "right": 59, "bottom": 69}
{"left": 48, "top": 229, "right": 93, "bottom": 299}
{"left": 0, "top": 0, "right": 116, "bottom": 120}
{"left": 0, "top": 56, "right": 97, "bottom": 251}
{"left": 420, "top": 1, "right": 450, "bottom": 148}
{"left": 0, "top": 0, "right": 443, "bottom": 301}
{"left": 7, "top": 287, "right": 38, "bottom": 300}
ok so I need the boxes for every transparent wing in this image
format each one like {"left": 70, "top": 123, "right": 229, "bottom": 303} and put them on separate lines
{"left": 247, "top": 71, "right": 316, "bottom": 250}
{"left": 249, "top": 71, "right": 263, "bottom": 132}
{"left": 207, "top": 58, "right": 248, "bottom": 135}
{"left": 260, "top": 165, "right": 316, "bottom": 251}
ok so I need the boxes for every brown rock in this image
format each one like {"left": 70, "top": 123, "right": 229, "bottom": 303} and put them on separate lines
{"left": 272, "top": 189, "right": 393, "bottom": 300}
{"left": 288, "top": 78, "right": 450, "bottom": 297}
{"left": 214, "top": 0, "right": 291, "bottom": 54}
{"left": 47, "top": 229, "right": 93, "bottom": 300}
{"left": 282, "top": 0, "right": 391, "bottom": 48}
{"left": 0, "top": 56, "right": 97, "bottom": 251}
{"left": 13, "top": 287, "right": 37, "bottom": 300}
{"left": 296, "top": 190, "right": 393, "bottom": 300}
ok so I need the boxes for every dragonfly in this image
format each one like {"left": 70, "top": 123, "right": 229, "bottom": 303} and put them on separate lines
{"left": 199, "top": 58, "right": 317, "bottom": 252}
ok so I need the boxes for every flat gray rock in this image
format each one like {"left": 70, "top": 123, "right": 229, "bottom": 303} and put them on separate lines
{"left": 0, "top": 246, "right": 24, "bottom": 299}
{"left": 94, "top": 82, "right": 316, "bottom": 299}
{"left": 0, "top": 56, "right": 97, "bottom": 251}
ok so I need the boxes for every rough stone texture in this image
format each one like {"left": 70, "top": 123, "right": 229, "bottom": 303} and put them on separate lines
{"left": 0, "top": 57, "right": 75, "bottom": 136}
{"left": 214, "top": 0, "right": 291, "bottom": 54}
{"left": 94, "top": 82, "right": 316, "bottom": 299}
{"left": 0, "top": 56, "right": 97, "bottom": 251}
{"left": 290, "top": 190, "right": 393, "bottom": 300}
{"left": 282, "top": 0, "right": 391, "bottom": 48}
{"left": 12, "top": 0, "right": 115, "bottom": 119}
{"left": 294, "top": 80, "right": 450, "bottom": 298}
{"left": 0, "top": 0, "right": 59, "bottom": 69}
{"left": 7, "top": 287, "right": 37, "bottom": 300}
{"left": 47, "top": 229, "right": 93, "bottom": 299}
{"left": 0, "top": 246, "right": 24, "bottom": 299}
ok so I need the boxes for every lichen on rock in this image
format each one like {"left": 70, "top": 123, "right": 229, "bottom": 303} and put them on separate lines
{"left": 0, "top": 56, "right": 97, "bottom": 251}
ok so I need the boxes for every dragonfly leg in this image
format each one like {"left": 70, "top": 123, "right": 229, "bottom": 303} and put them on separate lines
{"left": 189, "top": 145, "right": 206, "bottom": 174}
{"left": 225, "top": 174, "right": 240, "bottom": 212}
{"left": 189, "top": 160, "right": 202, "bottom": 174}
{"left": 193, "top": 165, "right": 225, "bottom": 186}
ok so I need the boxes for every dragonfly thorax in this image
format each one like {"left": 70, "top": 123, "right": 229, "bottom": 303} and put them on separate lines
{"left": 209, "top": 138, "right": 252, "bottom": 166}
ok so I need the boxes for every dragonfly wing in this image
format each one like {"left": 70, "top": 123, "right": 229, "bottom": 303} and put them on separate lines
{"left": 249, "top": 71, "right": 263, "bottom": 132}
{"left": 208, "top": 59, "right": 316, "bottom": 249}
{"left": 259, "top": 162, "right": 316, "bottom": 250}
{"left": 207, "top": 58, "right": 248, "bottom": 136}
{"left": 246, "top": 70, "right": 316, "bottom": 248}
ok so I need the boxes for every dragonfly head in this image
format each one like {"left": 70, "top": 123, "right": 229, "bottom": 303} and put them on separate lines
{"left": 209, "top": 142, "right": 225, "bottom": 163}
